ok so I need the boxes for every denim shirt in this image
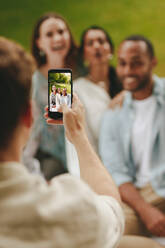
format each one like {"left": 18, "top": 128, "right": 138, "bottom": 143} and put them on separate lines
{"left": 99, "top": 75, "right": 165, "bottom": 198}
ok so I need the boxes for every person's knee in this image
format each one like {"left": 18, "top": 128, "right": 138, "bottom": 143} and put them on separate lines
{"left": 118, "top": 236, "right": 162, "bottom": 248}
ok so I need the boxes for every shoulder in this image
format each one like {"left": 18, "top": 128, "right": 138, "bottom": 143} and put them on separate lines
{"left": 49, "top": 175, "right": 124, "bottom": 247}
{"left": 49, "top": 174, "right": 96, "bottom": 201}
{"left": 153, "top": 74, "right": 165, "bottom": 100}
{"left": 73, "top": 76, "right": 87, "bottom": 84}
{"left": 32, "top": 70, "right": 46, "bottom": 96}
{"left": 73, "top": 77, "right": 91, "bottom": 102}
{"left": 32, "top": 70, "right": 44, "bottom": 84}
{"left": 24, "top": 173, "right": 99, "bottom": 216}
{"left": 3, "top": 165, "right": 124, "bottom": 247}
{"left": 32, "top": 70, "right": 39, "bottom": 81}
{"left": 73, "top": 77, "right": 89, "bottom": 89}
{"left": 153, "top": 74, "right": 165, "bottom": 90}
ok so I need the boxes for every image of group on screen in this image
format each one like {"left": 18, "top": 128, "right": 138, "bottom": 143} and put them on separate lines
{"left": 50, "top": 85, "right": 71, "bottom": 111}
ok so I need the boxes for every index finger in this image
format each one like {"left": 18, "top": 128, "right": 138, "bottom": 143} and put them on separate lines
{"left": 47, "top": 118, "right": 63, "bottom": 125}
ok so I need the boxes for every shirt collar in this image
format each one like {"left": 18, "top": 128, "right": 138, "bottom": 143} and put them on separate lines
{"left": 123, "top": 74, "right": 165, "bottom": 108}
{"left": 152, "top": 74, "right": 165, "bottom": 105}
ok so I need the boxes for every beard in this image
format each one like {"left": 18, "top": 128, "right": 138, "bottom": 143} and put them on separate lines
{"left": 119, "top": 73, "right": 151, "bottom": 92}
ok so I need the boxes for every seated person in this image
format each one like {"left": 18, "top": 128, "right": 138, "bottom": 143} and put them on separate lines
{"left": 0, "top": 37, "right": 124, "bottom": 247}
{"left": 99, "top": 35, "right": 165, "bottom": 238}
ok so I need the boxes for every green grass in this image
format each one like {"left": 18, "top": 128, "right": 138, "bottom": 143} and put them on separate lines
{"left": 1, "top": 0, "right": 165, "bottom": 76}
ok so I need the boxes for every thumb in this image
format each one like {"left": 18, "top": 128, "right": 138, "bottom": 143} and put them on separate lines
{"left": 61, "top": 104, "right": 69, "bottom": 113}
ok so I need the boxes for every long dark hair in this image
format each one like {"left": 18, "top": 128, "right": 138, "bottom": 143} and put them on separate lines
{"left": 78, "top": 25, "right": 122, "bottom": 98}
{"left": 31, "top": 12, "right": 78, "bottom": 71}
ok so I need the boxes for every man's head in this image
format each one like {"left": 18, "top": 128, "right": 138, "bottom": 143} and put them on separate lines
{"left": 0, "top": 37, "right": 34, "bottom": 150}
{"left": 116, "top": 35, "right": 157, "bottom": 93}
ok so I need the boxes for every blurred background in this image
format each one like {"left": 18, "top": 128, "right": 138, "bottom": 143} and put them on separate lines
{"left": 0, "top": 0, "right": 164, "bottom": 76}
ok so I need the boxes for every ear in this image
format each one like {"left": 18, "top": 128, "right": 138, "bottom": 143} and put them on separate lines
{"left": 21, "top": 101, "right": 33, "bottom": 128}
{"left": 151, "top": 57, "right": 158, "bottom": 68}
{"left": 36, "top": 38, "right": 42, "bottom": 51}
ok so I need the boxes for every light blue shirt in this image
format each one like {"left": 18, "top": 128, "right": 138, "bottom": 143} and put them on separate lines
{"left": 99, "top": 75, "right": 165, "bottom": 198}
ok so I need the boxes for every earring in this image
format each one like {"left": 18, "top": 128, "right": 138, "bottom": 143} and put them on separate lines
{"left": 107, "top": 54, "right": 113, "bottom": 60}
{"left": 39, "top": 50, "right": 45, "bottom": 57}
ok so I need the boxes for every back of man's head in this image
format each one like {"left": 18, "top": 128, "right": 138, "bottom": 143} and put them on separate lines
{"left": 0, "top": 37, "right": 34, "bottom": 149}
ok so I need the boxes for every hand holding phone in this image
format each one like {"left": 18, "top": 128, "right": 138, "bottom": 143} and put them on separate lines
{"left": 48, "top": 69, "right": 72, "bottom": 120}
{"left": 45, "top": 94, "right": 86, "bottom": 145}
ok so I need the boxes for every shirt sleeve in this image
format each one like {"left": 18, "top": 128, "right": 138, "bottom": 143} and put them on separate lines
{"left": 96, "top": 195, "right": 124, "bottom": 248}
{"left": 37, "top": 174, "right": 124, "bottom": 248}
{"left": 99, "top": 110, "right": 133, "bottom": 186}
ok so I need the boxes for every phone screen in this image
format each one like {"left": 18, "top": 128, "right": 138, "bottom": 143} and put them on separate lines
{"left": 48, "top": 69, "right": 72, "bottom": 119}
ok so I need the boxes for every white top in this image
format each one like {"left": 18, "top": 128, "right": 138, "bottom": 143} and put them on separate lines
{"left": 60, "top": 94, "right": 71, "bottom": 107}
{"left": 56, "top": 93, "right": 61, "bottom": 111}
{"left": 131, "top": 95, "right": 157, "bottom": 188}
{"left": 74, "top": 77, "right": 111, "bottom": 152}
{"left": 60, "top": 95, "right": 68, "bottom": 105}
{"left": 0, "top": 162, "right": 124, "bottom": 248}
{"left": 66, "top": 77, "right": 111, "bottom": 176}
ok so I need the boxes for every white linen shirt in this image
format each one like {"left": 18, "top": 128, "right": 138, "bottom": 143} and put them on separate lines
{"left": 0, "top": 162, "right": 124, "bottom": 248}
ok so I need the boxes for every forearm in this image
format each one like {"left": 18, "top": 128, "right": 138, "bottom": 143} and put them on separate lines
{"left": 74, "top": 134, "right": 121, "bottom": 203}
{"left": 119, "top": 182, "right": 150, "bottom": 215}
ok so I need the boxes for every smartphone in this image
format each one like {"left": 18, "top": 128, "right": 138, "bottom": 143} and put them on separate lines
{"left": 48, "top": 69, "right": 72, "bottom": 120}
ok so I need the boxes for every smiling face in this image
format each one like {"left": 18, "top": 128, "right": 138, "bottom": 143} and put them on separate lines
{"left": 37, "top": 17, "right": 71, "bottom": 61}
{"left": 62, "top": 88, "right": 67, "bottom": 95}
{"left": 58, "top": 88, "right": 61, "bottom": 94}
{"left": 116, "top": 40, "right": 156, "bottom": 92}
{"left": 83, "top": 29, "right": 112, "bottom": 66}
{"left": 52, "top": 85, "right": 56, "bottom": 92}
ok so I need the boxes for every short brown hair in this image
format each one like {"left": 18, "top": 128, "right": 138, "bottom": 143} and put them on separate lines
{"left": 0, "top": 37, "right": 34, "bottom": 149}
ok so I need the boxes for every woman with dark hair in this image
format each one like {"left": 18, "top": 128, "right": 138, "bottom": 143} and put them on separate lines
{"left": 75, "top": 26, "right": 122, "bottom": 150}
{"left": 24, "top": 12, "right": 78, "bottom": 180}
{"left": 78, "top": 25, "right": 121, "bottom": 98}
{"left": 66, "top": 26, "right": 122, "bottom": 175}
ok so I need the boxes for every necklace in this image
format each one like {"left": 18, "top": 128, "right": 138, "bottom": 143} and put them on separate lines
{"left": 87, "top": 75, "right": 110, "bottom": 92}
{"left": 97, "top": 81, "right": 107, "bottom": 89}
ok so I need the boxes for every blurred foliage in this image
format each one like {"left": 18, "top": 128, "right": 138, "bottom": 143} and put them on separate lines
{"left": 0, "top": 0, "right": 165, "bottom": 76}
{"left": 49, "top": 72, "right": 71, "bottom": 84}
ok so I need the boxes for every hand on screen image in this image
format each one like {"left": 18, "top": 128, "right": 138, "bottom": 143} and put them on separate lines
{"left": 44, "top": 94, "right": 86, "bottom": 145}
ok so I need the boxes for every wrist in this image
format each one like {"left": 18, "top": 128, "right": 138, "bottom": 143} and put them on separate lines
{"left": 136, "top": 201, "right": 150, "bottom": 217}
{"left": 73, "top": 131, "right": 89, "bottom": 149}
